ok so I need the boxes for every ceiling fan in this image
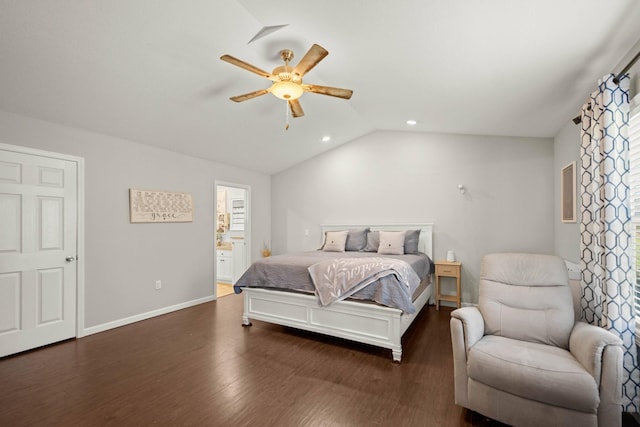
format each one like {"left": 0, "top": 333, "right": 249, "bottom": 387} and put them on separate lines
{"left": 220, "top": 44, "right": 353, "bottom": 124}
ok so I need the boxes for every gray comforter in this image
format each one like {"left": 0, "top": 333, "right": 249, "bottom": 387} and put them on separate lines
{"left": 233, "top": 251, "right": 432, "bottom": 313}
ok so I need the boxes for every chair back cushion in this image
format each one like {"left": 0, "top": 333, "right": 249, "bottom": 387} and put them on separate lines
{"left": 479, "top": 253, "right": 574, "bottom": 349}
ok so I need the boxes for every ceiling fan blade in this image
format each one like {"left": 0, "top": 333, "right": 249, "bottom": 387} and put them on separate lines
{"left": 292, "top": 44, "right": 329, "bottom": 78}
{"left": 302, "top": 84, "right": 353, "bottom": 99}
{"left": 229, "top": 89, "right": 269, "bottom": 102}
{"left": 289, "top": 99, "right": 304, "bottom": 118}
{"left": 220, "top": 55, "right": 277, "bottom": 81}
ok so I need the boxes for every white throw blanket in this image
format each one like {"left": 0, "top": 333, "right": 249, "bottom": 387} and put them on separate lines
{"left": 308, "top": 257, "right": 421, "bottom": 307}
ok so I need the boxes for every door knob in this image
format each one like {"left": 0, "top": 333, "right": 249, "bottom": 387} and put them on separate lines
{"left": 66, "top": 256, "right": 76, "bottom": 262}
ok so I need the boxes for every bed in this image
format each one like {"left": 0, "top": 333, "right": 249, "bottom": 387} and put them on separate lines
{"left": 234, "top": 223, "right": 434, "bottom": 362}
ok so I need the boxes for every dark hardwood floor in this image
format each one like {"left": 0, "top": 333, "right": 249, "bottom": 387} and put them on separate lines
{"left": 1, "top": 295, "right": 637, "bottom": 427}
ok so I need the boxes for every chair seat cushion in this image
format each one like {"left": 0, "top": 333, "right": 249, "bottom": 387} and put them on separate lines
{"left": 468, "top": 335, "right": 599, "bottom": 413}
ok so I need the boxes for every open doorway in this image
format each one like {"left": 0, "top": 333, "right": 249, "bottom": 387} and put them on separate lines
{"left": 215, "top": 181, "right": 251, "bottom": 298}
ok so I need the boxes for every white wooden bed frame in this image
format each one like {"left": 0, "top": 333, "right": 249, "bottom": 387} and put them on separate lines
{"left": 240, "top": 223, "right": 434, "bottom": 362}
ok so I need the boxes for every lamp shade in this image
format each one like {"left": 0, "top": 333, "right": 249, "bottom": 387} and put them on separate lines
{"left": 270, "top": 81, "right": 303, "bottom": 100}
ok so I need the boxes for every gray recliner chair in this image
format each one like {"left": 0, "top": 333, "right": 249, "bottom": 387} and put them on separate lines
{"left": 450, "top": 253, "right": 623, "bottom": 427}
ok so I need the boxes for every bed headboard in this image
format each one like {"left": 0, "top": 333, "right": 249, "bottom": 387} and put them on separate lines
{"left": 320, "top": 223, "right": 434, "bottom": 259}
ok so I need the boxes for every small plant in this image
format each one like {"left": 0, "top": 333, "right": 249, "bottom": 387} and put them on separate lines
{"left": 261, "top": 242, "right": 271, "bottom": 257}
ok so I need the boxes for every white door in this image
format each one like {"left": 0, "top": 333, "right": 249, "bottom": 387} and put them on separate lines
{"left": 0, "top": 148, "right": 78, "bottom": 357}
{"left": 232, "top": 239, "right": 247, "bottom": 283}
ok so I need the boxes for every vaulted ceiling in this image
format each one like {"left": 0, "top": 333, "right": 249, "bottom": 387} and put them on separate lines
{"left": 1, "top": 1, "right": 639, "bottom": 174}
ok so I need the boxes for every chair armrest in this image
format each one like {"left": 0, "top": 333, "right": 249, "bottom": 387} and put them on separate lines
{"left": 569, "top": 321, "right": 623, "bottom": 384}
{"left": 450, "top": 307, "right": 485, "bottom": 408}
{"left": 450, "top": 306, "right": 485, "bottom": 351}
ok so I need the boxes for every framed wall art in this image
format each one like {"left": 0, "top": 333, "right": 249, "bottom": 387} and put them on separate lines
{"left": 561, "top": 162, "right": 576, "bottom": 223}
{"left": 129, "top": 188, "right": 193, "bottom": 223}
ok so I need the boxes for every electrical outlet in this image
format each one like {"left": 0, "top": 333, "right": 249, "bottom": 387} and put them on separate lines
{"left": 155, "top": 280, "right": 162, "bottom": 290}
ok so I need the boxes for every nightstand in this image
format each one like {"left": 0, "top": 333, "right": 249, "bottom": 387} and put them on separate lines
{"left": 435, "top": 260, "right": 462, "bottom": 310}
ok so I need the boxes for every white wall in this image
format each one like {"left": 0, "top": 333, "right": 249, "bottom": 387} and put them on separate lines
{"left": 272, "top": 130, "right": 555, "bottom": 304}
{"left": 0, "top": 110, "right": 271, "bottom": 330}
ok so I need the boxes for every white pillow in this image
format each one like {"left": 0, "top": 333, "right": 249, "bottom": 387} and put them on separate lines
{"left": 377, "top": 231, "right": 406, "bottom": 255}
{"left": 322, "top": 230, "right": 349, "bottom": 252}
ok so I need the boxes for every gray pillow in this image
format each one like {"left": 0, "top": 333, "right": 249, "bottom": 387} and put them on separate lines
{"left": 364, "top": 231, "right": 379, "bottom": 252}
{"left": 345, "top": 228, "right": 369, "bottom": 251}
{"left": 404, "top": 229, "right": 421, "bottom": 254}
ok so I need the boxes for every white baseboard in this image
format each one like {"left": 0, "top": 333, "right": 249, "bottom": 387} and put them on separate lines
{"left": 433, "top": 301, "right": 475, "bottom": 309}
{"left": 437, "top": 300, "right": 460, "bottom": 309}
{"left": 80, "top": 295, "right": 215, "bottom": 337}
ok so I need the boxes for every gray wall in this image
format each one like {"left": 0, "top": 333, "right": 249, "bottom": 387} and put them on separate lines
{"left": 552, "top": 37, "right": 640, "bottom": 263}
{"left": 622, "top": 37, "right": 640, "bottom": 100}
{"left": 272, "top": 130, "right": 555, "bottom": 304}
{"left": 0, "top": 110, "right": 271, "bottom": 329}
{"left": 553, "top": 120, "right": 580, "bottom": 263}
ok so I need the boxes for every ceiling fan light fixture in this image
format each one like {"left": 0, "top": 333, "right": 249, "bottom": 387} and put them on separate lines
{"left": 270, "top": 81, "right": 304, "bottom": 100}
{"left": 221, "top": 44, "right": 352, "bottom": 119}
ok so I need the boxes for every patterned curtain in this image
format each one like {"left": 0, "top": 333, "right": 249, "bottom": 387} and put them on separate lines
{"left": 580, "top": 73, "right": 639, "bottom": 411}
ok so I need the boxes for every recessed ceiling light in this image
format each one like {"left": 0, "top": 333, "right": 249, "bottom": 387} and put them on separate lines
{"left": 321, "top": 136, "right": 331, "bottom": 143}
{"left": 406, "top": 120, "right": 417, "bottom": 126}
